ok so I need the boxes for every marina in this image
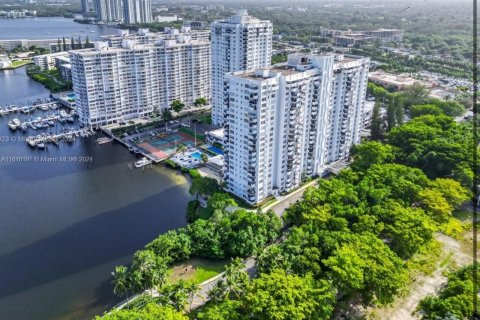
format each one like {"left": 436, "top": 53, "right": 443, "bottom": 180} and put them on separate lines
{"left": 0, "top": 63, "right": 191, "bottom": 320}
{"left": 26, "top": 129, "right": 97, "bottom": 148}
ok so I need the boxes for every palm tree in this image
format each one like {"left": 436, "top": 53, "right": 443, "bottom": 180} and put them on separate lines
{"left": 201, "top": 153, "right": 209, "bottom": 164}
{"left": 129, "top": 269, "right": 144, "bottom": 294}
{"left": 224, "top": 258, "right": 249, "bottom": 300}
{"left": 185, "top": 281, "right": 200, "bottom": 309}
{"left": 177, "top": 143, "right": 187, "bottom": 155}
{"left": 112, "top": 265, "right": 130, "bottom": 302}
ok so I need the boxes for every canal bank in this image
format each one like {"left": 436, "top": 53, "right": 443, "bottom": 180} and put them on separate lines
{"left": 0, "top": 66, "right": 193, "bottom": 319}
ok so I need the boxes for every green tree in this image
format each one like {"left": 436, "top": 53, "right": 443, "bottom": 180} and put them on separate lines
{"left": 402, "top": 83, "right": 430, "bottom": 107}
{"left": 394, "top": 95, "right": 405, "bottom": 125}
{"left": 187, "top": 219, "right": 224, "bottom": 259}
{"left": 201, "top": 153, "right": 209, "bottom": 163}
{"left": 189, "top": 177, "right": 220, "bottom": 198}
{"left": 194, "top": 97, "right": 208, "bottom": 107}
{"left": 429, "top": 178, "right": 469, "bottom": 208}
{"left": 411, "top": 104, "right": 443, "bottom": 118}
{"left": 351, "top": 141, "right": 396, "bottom": 171}
{"left": 387, "top": 96, "right": 397, "bottom": 130}
{"left": 145, "top": 229, "right": 192, "bottom": 262}
{"left": 416, "top": 188, "right": 453, "bottom": 222}
{"left": 244, "top": 269, "right": 335, "bottom": 320}
{"left": 162, "top": 110, "right": 173, "bottom": 122}
{"left": 197, "top": 300, "right": 243, "bottom": 320}
{"left": 370, "top": 101, "right": 383, "bottom": 140}
{"left": 417, "top": 265, "right": 476, "bottom": 319}
{"left": 324, "top": 232, "right": 408, "bottom": 305}
{"left": 95, "top": 303, "right": 188, "bottom": 320}
{"left": 171, "top": 100, "right": 185, "bottom": 113}
{"left": 111, "top": 265, "right": 130, "bottom": 302}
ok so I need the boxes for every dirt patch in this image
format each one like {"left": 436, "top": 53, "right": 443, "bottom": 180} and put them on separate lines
{"left": 369, "top": 233, "right": 472, "bottom": 320}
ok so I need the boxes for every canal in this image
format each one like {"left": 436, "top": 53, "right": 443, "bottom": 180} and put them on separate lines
{"left": 0, "top": 66, "right": 191, "bottom": 319}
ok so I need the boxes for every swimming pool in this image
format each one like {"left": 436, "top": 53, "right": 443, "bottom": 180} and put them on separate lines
{"left": 207, "top": 146, "right": 224, "bottom": 155}
{"left": 67, "top": 93, "right": 76, "bottom": 99}
{"left": 190, "top": 152, "right": 203, "bottom": 160}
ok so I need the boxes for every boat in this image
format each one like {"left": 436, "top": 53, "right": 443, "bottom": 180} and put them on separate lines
{"left": 58, "top": 117, "right": 66, "bottom": 124}
{"left": 8, "top": 118, "right": 21, "bottom": 131}
{"left": 27, "top": 138, "right": 37, "bottom": 148}
{"left": 20, "top": 124, "right": 28, "bottom": 132}
{"left": 128, "top": 146, "right": 135, "bottom": 152}
{"left": 66, "top": 116, "right": 74, "bottom": 123}
{"left": 133, "top": 148, "right": 141, "bottom": 154}
{"left": 41, "top": 105, "right": 49, "bottom": 111}
{"left": 47, "top": 120, "right": 55, "bottom": 126}
{"left": 134, "top": 157, "right": 152, "bottom": 168}
{"left": 29, "top": 123, "right": 37, "bottom": 130}
{"left": 37, "top": 142, "right": 46, "bottom": 149}
{"left": 96, "top": 137, "right": 113, "bottom": 144}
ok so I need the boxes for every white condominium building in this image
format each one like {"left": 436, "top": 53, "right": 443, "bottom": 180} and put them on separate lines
{"left": 103, "top": 27, "right": 210, "bottom": 48}
{"left": 94, "top": 0, "right": 123, "bottom": 22}
{"left": 123, "top": 0, "right": 152, "bottom": 24}
{"left": 223, "top": 54, "right": 369, "bottom": 205}
{"left": 70, "top": 37, "right": 210, "bottom": 126}
{"left": 211, "top": 10, "right": 272, "bottom": 126}
{"left": 327, "top": 55, "right": 370, "bottom": 162}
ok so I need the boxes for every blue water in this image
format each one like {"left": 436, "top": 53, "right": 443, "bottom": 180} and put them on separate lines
{"left": 0, "top": 67, "right": 191, "bottom": 320}
{"left": 207, "top": 146, "right": 224, "bottom": 155}
{"left": 67, "top": 93, "right": 75, "bottom": 99}
{"left": 190, "top": 152, "right": 202, "bottom": 160}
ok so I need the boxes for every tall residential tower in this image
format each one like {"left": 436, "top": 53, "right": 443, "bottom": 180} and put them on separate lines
{"left": 223, "top": 54, "right": 369, "bottom": 205}
{"left": 123, "top": 0, "right": 152, "bottom": 24}
{"left": 210, "top": 10, "right": 272, "bottom": 125}
{"left": 70, "top": 35, "right": 210, "bottom": 126}
{"left": 94, "top": 0, "right": 123, "bottom": 22}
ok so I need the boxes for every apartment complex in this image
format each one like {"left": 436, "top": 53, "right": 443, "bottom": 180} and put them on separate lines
{"left": 123, "top": 0, "right": 152, "bottom": 24}
{"left": 223, "top": 54, "right": 369, "bottom": 205}
{"left": 93, "top": 0, "right": 152, "bottom": 23}
{"left": 94, "top": 0, "right": 123, "bottom": 22}
{"left": 102, "top": 27, "right": 210, "bottom": 48}
{"left": 70, "top": 36, "right": 210, "bottom": 126}
{"left": 320, "top": 28, "right": 404, "bottom": 47}
{"left": 81, "top": 0, "right": 95, "bottom": 16}
{"left": 211, "top": 10, "right": 273, "bottom": 125}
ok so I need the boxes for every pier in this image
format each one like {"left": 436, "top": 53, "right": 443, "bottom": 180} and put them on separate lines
{"left": 25, "top": 129, "right": 96, "bottom": 148}
{"left": 0, "top": 101, "right": 59, "bottom": 116}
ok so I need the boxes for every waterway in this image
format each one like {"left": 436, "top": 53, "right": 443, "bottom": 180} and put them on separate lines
{"left": 0, "top": 17, "right": 118, "bottom": 41}
{"left": 0, "top": 69, "right": 191, "bottom": 320}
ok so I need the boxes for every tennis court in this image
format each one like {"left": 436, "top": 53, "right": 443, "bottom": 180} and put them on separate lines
{"left": 137, "top": 131, "right": 197, "bottom": 160}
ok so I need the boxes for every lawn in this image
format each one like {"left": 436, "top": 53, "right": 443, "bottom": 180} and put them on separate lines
{"left": 168, "top": 258, "right": 226, "bottom": 285}
{"left": 26, "top": 67, "right": 72, "bottom": 92}
{"left": 11, "top": 60, "right": 32, "bottom": 68}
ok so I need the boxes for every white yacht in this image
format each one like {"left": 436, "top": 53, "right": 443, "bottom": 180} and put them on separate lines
{"left": 134, "top": 157, "right": 152, "bottom": 168}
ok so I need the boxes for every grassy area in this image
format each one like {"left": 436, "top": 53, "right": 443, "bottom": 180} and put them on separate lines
{"left": 11, "top": 60, "right": 33, "bottom": 68}
{"left": 197, "top": 205, "right": 213, "bottom": 220}
{"left": 26, "top": 67, "right": 71, "bottom": 92}
{"left": 168, "top": 258, "right": 226, "bottom": 285}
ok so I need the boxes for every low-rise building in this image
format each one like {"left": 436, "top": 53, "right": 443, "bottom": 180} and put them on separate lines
{"left": 33, "top": 52, "right": 69, "bottom": 70}
{"left": 368, "top": 70, "right": 435, "bottom": 91}
{"left": 206, "top": 128, "right": 225, "bottom": 146}
{"left": 0, "top": 55, "right": 12, "bottom": 68}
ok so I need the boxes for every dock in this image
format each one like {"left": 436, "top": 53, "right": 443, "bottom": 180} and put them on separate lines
{"left": 0, "top": 101, "right": 59, "bottom": 116}
{"left": 25, "top": 129, "right": 96, "bottom": 148}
